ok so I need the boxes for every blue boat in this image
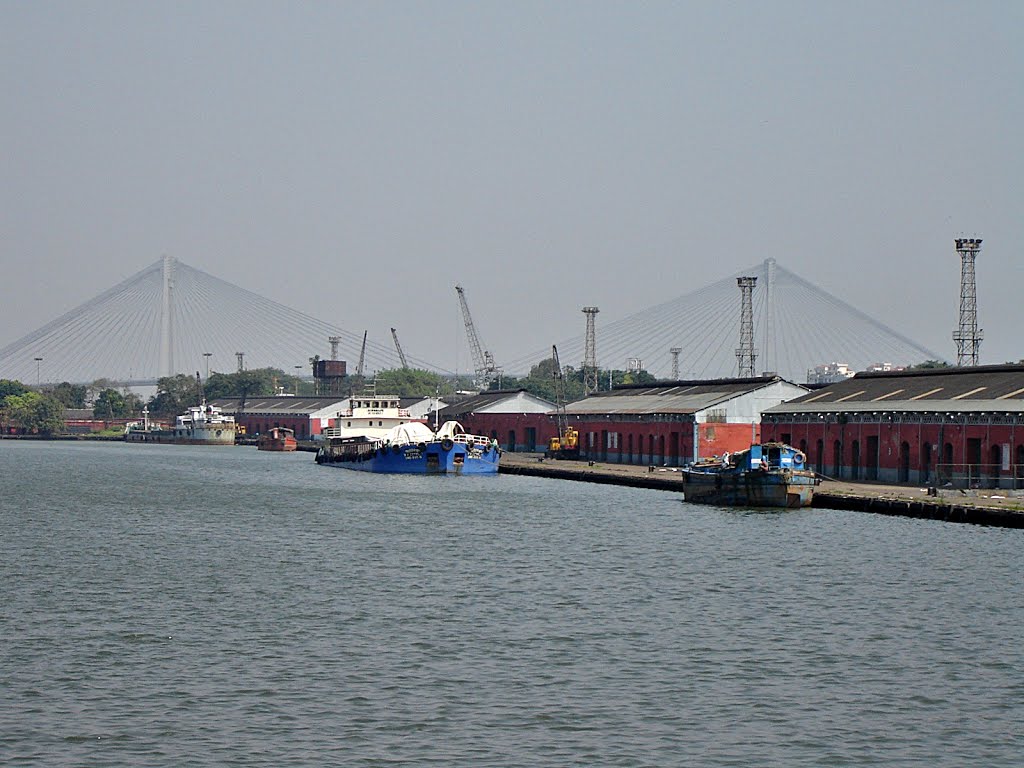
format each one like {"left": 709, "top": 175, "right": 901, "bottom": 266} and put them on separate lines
{"left": 680, "top": 443, "right": 818, "bottom": 508}
{"left": 315, "top": 419, "right": 500, "bottom": 475}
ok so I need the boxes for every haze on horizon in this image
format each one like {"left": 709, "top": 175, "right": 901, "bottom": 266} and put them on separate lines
{"left": 2, "top": 1, "right": 1021, "bottom": 379}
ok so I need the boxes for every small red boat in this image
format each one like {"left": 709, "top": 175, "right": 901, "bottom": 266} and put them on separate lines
{"left": 257, "top": 427, "right": 298, "bottom": 452}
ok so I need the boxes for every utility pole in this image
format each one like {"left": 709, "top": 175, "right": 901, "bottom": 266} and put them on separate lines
{"left": 952, "top": 238, "right": 983, "bottom": 366}
{"left": 582, "top": 306, "right": 599, "bottom": 395}
{"left": 736, "top": 276, "right": 757, "bottom": 378}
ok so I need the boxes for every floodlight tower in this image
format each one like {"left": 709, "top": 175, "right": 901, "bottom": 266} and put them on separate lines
{"left": 670, "top": 347, "right": 682, "bottom": 380}
{"left": 582, "top": 306, "right": 599, "bottom": 395}
{"left": 235, "top": 351, "right": 245, "bottom": 372}
{"left": 736, "top": 276, "right": 757, "bottom": 378}
{"left": 952, "top": 238, "right": 983, "bottom": 367}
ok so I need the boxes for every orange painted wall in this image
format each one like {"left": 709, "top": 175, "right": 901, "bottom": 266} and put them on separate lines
{"left": 698, "top": 422, "right": 761, "bottom": 458}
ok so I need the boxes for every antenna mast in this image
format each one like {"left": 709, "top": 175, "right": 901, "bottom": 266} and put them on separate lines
{"left": 952, "top": 238, "right": 983, "bottom": 366}
{"left": 455, "top": 284, "right": 499, "bottom": 390}
{"left": 582, "top": 307, "right": 599, "bottom": 395}
{"left": 736, "top": 276, "right": 757, "bottom": 378}
{"left": 391, "top": 328, "right": 409, "bottom": 369}
{"left": 670, "top": 347, "right": 682, "bottom": 380}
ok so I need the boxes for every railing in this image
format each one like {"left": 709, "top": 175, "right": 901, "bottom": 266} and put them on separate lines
{"left": 935, "top": 463, "right": 1024, "bottom": 490}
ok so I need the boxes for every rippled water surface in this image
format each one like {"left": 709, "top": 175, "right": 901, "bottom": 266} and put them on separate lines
{"left": 2, "top": 440, "right": 1022, "bottom": 766}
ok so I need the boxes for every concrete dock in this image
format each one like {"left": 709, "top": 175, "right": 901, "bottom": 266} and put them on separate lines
{"left": 499, "top": 453, "right": 1024, "bottom": 529}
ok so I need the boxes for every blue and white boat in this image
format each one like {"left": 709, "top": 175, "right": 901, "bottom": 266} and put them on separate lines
{"left": 680, "top": 442, "right": 818, "bottom": 508}
{"left": 314, "top": 394, "right": 499, "bottom": 474}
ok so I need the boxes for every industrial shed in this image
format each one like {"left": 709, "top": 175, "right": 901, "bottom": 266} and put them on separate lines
{"left": 434, "top": 389, "right": 555, "bottom": 452}
{"left": 211, "top": 396, "right": 350, "bottom": 440}
{"left": 760, "top": 364, "right": 1024, "bottom": 487}
{"left": 564, "top": 376, "right": 808, "bottom": 466}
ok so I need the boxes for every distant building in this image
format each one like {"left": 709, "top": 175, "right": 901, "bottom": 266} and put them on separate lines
{"left": 806, "top": 362, "right": 856, "bottom": 386}
{"left": 212, "top": 396, "right": 351, "bottom": 440}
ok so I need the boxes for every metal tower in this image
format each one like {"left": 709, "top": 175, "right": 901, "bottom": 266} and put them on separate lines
{"left": 670, "top": 347, "right": 682, "bottom": 380}
{"left": 582, "top": 306, "right": 599, "bottom": 395}
{"left": 455, "top": 284, "right": 499, "bottom": 390}
{"left": 736, "top": 276, "right": 757, "bottom": 378}
{"left": 952, "top": 238, "right": 983, "bottom": 366}
{"left": 391, "top": 328, "right": 409, "bottom": 369}
{"left": 235, "top": 351, "right": 245, "bottom": 372}
{"left": 328, "top": 335, "right": 341, "bottom": 361}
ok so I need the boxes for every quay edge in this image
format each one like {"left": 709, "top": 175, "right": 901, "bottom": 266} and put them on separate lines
{"left": 498, "top": 454, "right": 1024, "bottom": 529}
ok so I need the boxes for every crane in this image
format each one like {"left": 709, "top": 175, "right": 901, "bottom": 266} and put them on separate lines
{"left": 545, "top": 345, "right": 579, "bottom": 459}
{"left": 355, "top": 330, "right": 367, "bottom": 378}
{"left": 455, "top": 284, "right": 499, "bottom": 390}
{"left": 391, "top": 328, "right": 409, "bottom": 369}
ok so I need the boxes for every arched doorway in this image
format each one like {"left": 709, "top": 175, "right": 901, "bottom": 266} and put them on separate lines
{"left": 815, "top": 439, "right": 824, "bottom": 475}
{"left": 833, "top": 440, "right": 842, "bottom": 479}
{"left": 921, "top": 442, "right": 933, "bottom": 485}
{"left": 851, "top": 440, "right": 861, "bottom": 480}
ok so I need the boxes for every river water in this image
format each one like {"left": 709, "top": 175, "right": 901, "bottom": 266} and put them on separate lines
{"left": 1, "top": 440, "right": 1021, "bottom": 767}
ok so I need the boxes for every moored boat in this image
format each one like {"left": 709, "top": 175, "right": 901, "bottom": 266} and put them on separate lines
{"left": 681, "top": 442, "right": 818, "bottom": 508}
{"left": 257, "top": 426, "right": 297, "bottom": 452}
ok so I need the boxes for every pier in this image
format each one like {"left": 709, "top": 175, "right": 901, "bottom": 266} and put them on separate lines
{"left": 499, "top": 453, "right": 1024, "bottom": 529}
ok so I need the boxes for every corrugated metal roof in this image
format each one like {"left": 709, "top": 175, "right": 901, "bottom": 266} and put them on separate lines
{"left": 564, "top": 378, "right": 786, "bottom": 416}
{"left": 765, "top": 364, "right": 1024, "bottom": 414}
{"left": 438, "top": 389, "right": 554, "bottom": 417}
{"left": 210, "top": 396, "right": 349, "bottom": 415}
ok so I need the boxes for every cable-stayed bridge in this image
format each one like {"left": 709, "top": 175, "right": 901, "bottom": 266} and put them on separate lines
{"left": 503, "top": 258, "right": 944, "bottom": 382}
{"left": 0, "top": 256, "right": 944, "bottom": 387}
{"left": 0, "top": 257, "right": 423, "bottom": 385}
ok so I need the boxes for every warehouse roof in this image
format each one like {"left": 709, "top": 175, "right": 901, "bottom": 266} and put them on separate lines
{"left": 210, "top": 396, "right": 349, "bottom": 415}
{"left": 437, "top": 389, "right": 554, "bottom": 417}
{"left": 564, "top": 376, "right": 791, "bottom": 416}
{"left": 764, "top": 364, "right": 1024, "bottom": 415}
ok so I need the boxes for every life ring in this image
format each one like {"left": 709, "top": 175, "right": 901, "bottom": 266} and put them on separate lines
{"left": 795, "top": 451, "right": 806, "bottom": 466}
{"left": 441, "top": 438, "right": 454, "bottom": 451}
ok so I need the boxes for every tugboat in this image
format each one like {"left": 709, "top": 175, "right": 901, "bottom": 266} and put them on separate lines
{"left": 257, "top": 426, "right": 298, "bottom": 452}
{"left": 681, "top": 442, "right": 818, "bottom": 508}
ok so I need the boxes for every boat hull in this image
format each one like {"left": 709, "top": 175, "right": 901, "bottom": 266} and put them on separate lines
{"left": 316, "top": 440, "right": 499, "bottom": 474}
{"left": 681, "top": 468, "right": 817, "bottom": 508}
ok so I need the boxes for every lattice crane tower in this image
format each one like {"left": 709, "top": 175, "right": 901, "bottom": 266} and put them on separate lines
{"left": 582, "top": 306, "right": 600, "bottom": 395}
{"left": 736, "top": 276, "right": 757, "bottom": 378}
{"left": 670, "top": 347, "right": 682, "bottom": 380}
{"left": 235, "top": 351, "right": 245, "bottom": 372}
{"left": 455, "top": 284, "right": 499, "bottom": 390}
{"left": 952, "top": 238, "right": 983, "bottom": 367}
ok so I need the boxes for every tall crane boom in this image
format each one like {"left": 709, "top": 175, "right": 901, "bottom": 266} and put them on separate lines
{"left": 455, "top": 284, "right": 499, "bottom": 390}
{"left": 551, "top": 345, "right": 568, "bottom": 436}
{"left": 391, "top": 328, "right": 409, "bottom": 369}
{"left": 356, "top": 330, "right": 367, "bottom": 377}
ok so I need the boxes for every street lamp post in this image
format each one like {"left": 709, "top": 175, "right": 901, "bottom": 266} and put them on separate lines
{"left": 203, "top": 352, "right": 212, "bottom": 380}
{"left": 34, "top": 357, "right": 42, "bottom": 387}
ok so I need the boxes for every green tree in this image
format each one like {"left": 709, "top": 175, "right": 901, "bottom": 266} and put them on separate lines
{"left": 911, "top": 360, "right": 952, "bottom": 369}
{"left": 0, "top": 379, "right": 30, "bottom": 399}
{"left": 148, "top": 374, "right": 202, "bottom": 418}
{"left": 1, "top": 391, "right": 65, "bottom": 435}
{"left": 93, "top": 388, "right": 141, "bottom": 419}
{"left": 50, "top": 382, "right": 88, "bottom": 408}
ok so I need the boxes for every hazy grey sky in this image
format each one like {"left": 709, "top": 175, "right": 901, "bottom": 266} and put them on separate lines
{"left": 3, "top": 1, "right": 1021, "bottom": 376}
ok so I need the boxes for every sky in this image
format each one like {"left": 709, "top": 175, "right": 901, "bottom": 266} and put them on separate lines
{"left": 2, "top": 1, "right": 1022, "bottom": 377}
